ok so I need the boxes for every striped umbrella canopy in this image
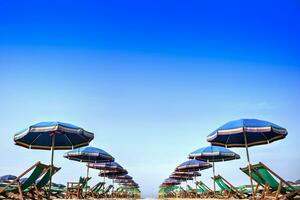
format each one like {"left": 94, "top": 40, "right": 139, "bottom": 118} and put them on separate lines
{"left": 189, "top": 145, "right": 240, "bottom": 194}
{"left": 14, "top": 121, "right": 94, "bottom": 199}
{"left": 172, "top": 171, "right": 201, "bottom": 177}
{"left": 169, "top": 175, "right": 193, "bottom": 181}
{"left": 14, "top": 122, "right": 94, "bottom": 150}
{"left": 99, "top": 169, "right": 128, "bottom": 178}
{"left": 64, "top": 146, "right": 114, "bottom": 190}
{"left": 163, "top": 178, "right": 181, "bottom": 185}
{"left": 87, "top": 161, "right": 122, "bottom": 171}
{"left": 115, "top": 179, "right": 134, "bottom": 184}
{"left": 189, "top": 146, "right": 240, "bottom": 162}
{"left": 176, "top": 160, "right": 212, "bottom": 172}
{"left": 0, "top": 175, "right": 17, "bottom": 183}
{"left": 120, "top": 181, "right": 138, "bottom": 187}
{"left": 207, "top": 119, "right": 287, "bottom": 147}
{"left": 64, "top": 147, "right": 114, "bottom": 163}
{"left": 115, "top": 175, "right": 133, "bottom": 180}
{"left": 207, "top": 118, "right": 288, "bottom": 197}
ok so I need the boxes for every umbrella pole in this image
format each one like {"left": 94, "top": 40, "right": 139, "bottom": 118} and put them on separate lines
{"left": 86, "top": 166, "right": 90, "bottom": 192}
{"left": 244, "top": 132, "right": 255, "bottom": 199}
{"left": 48, "top": 135, "right": 55, "bottom": 200}
{"left": 213, "top": 160, "right": 216, "bottom": 196}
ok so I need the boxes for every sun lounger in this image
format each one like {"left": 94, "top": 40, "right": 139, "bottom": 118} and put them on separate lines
{"left": 195, "top": 181, "right": 214, "bottom": 198}
{"left": 66, "top": 176, "right": 91, "bottom": 199}
{"left": 0, "top": 162, "right": 55, "bottom": 200}
{"left": 85, "top": 181, "right": 105, "bottom": 198}
{"left": 186, "top": 185, "right": 197, "bottom": 198}
{"left": 240, "top": 162, "right": 300, "bottom": 200}
{"left": 213, "top": 175, "right": 247, "bottom": 199}
{"left": 97, "top": 184, "right": 113, "bottom": 198}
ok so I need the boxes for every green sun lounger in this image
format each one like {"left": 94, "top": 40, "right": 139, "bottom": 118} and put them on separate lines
{"left": 195, "top": 181, "right": 214, "bottom": 197}
{"left": 85, "top": 181, "right": 105, "bottom": 198}
{"left": 98, "top": 184, "right": 113, "bottom": 198}
{"left": 240, "top": 162, "right": 300, "bottom": 199}
{"left": 66, "top": 176, "right": 91, "bottom": 199}
{"left": 213, "top": 175, "right": 247, "bottom": 199}
{"left": 0, "top": 162, "right": 51, "bottom": 200}
{"left": 35, "top": 166, "right": 61, "bottom": 198}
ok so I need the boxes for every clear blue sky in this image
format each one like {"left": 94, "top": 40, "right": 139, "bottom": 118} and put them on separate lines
{"left": 0, "top": 0, "right": 299, "bottom": 198}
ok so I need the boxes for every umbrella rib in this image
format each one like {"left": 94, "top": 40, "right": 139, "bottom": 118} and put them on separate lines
{"left": 261, "top": 132, "right": 269, "bottom": 143}
{"left": 64, "top": 134, "right": 73, "bottom": 147}
{"left": 30, "top": 133, "right": 42, "bottom": 147}
{"left": 225, "top": 133, "right": 232, "bottom": 147}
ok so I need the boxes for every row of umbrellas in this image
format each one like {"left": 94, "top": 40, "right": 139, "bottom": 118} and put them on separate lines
{"left": 13, "top": 121, "right": 139, "bottom": 199}
{"left": 160, "top": 118, "right": 288, "bottom": 198}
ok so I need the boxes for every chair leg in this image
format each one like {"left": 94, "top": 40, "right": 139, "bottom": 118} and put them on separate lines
{"left": 274, "top": 181, "right": 282, "bottom": 200}
{"left": 17, "top": 181, "right": 24, "bottom": 200}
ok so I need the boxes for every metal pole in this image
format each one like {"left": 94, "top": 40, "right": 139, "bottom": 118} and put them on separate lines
{"left": 48, "top": 135, "right": 55, "bottom": 200}
{"left": 213, "top": 160, "right": 216, "bottom": 196}
{"left": 86, "top": 165, "right": 90, "bottom": 192}
{"left": 243, "top": 132, "right": 255, "bottom": 199}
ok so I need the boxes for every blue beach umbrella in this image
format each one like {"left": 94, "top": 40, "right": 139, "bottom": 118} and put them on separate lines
{"left": 64, "top": 146, "right": 114, "bottom": 189}
{"left": 189, "top": 145, "right": 240, "bottom": 193}
{"left": 207, "top": 118, "right": 288, "bottom": 196}
{"left": 115, "top": 175, "right": 133, "bottom": 180}
{"left": 176, "top": 160, "right": 212, "bottom": 172}
{"left": 64, "top": 147, "right": 114, "bottom": 163}
{"left": 169, "top": 174, "right": 194, "bottom": 181}
{"left": 87, "top": 161, "right": 122, "bottom": 171}
{"left": 99, "top": 169, "right": 128, "bottom": 178}
{"left": 172, "top": 171, "right": 201, "bottom": 177}
{"left": 14, "top": 121, "right": 94, "bottom": 198}
{"left": 115, "top": 179, "right": 134, "bottom": 184}
{"left": 163, "top": 178, "right": 181, "bottom": 185}
{"left": 0, "top": 175, "right": 17, "bottom": 183}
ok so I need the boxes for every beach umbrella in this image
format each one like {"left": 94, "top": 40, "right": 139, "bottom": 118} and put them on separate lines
{"left": 14, "top": 121, "right": 94, "bottom": 199}
{"left": 0, "top": 175, "right": 17, "bottom": 183}
{"left": 172, "top": 171, "right": 201, "bottom": 177}
{"left": 64, "top": 146, "right": 114, "bottom": 190}
{"left": 87, "top": 161, "right": 122, "bottom": 171}
{"left": 99, "top": 169, "right": 128, "bottom": 177}
{"left": 115, "top": 175, "right": 132, "bottom": 180}
{"left": 115, "top": 179, "right": 134, "bottom": 184}
{"left": 189, "top": 145, "right": 240, "bottom": 193}
{"left": 207, "top": 118, "right": 288, "bottom": 196}
{"left": 163, "top": 178, "right": 181, "bottom": 185}
{"left": 169, "top": 175, "right": 193, "bottom": 181}
{"left": 176, "top": 159, "right": 212, "bottom": 172}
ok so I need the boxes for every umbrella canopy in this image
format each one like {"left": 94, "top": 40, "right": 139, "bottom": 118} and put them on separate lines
{"left": 0, "top": 175, "right": 17, "bottom": 181}
{"left": 115, "top": 179, "right": 134, "bottom": 184}
{"left": 172, "top": 171, "right": 201, "bottom": 177}
{"left": 163, "top": 178, "right": 181, "bottom": 185}
{"left": 99, "top": 169, "right": 128, "bottom": 178}
{"left": 14, "top": 121, "right": 94, "bottom": 199}
{"left": 0, "top": 175, "right": 17, "bottom": 183}
{"left": 115, "top": 175, "right": 133, "bottom": 180}
{"left": 207, "top": 119, "right": 288, "bottom": 147}
{"left": 87, "top": 161, "right": 122, "bottom": 170}
{"left": 176, "top": 160, "right": 212, "bottom": 172}
{"left": 120, "top": 181, "right": 138, "bottom": 186}
{"left": 189, "top": 145, "right": 240, "bottom": 162}
{"left": 169, "top": 175, "right": 193, "bottom": 181}
{"left": 64, "top": 146, "right": 114, "bottom": 162}
{"left": 14, "top": 121, "right": 94, "bottom": 150}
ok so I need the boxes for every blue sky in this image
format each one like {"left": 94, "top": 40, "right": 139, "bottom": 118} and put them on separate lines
{"left": 0, "top": 0, "right": 300, "bottom": 197}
